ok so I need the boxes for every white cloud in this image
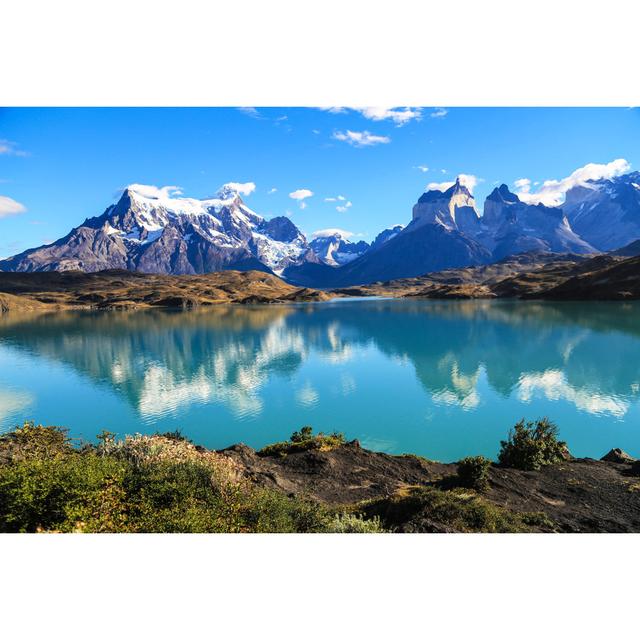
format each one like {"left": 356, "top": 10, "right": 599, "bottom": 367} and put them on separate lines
{"left": 219, "top": 181, "right": 256, "bottom": 196}
{"left": 127, "top": 184, "right": 183, "bottom": 199}
{"left": 312, "top": 228, "right": 354, "bottom": 239}
{"left": 237, "top": 107, "right": 262, "bottom": 119}
{"left": 0, "top": 139, "right": 28, "bottom": 157}
{"left": 289, "top": 189, "right": 313, "bottom": 200}
{"left": 518, "top": 370, "right": 628, "bottom": 417}
{"left": 414, "top": 165, "right": 430, "bottom": 173}
{"left": 289, "top": 188, "right": 313, "bottom": 209}
{"left": 267, "top": 187, "right": 277, "bottom": 194}
{"left": 336, "top": 201, "right": 353, "bottom": 213}
{"left": 427, "top": 174, "right": 482, "bottom": 193}
{"left": 332, "top": 130, "right": 390, "bottom": 147}
{"left": 0, "top": 195, "right": 27, "bottom": 218}
{"left": 430, "top": 108, "right": 448, "bottom": 118}
{"left": 514, "top": 158, "right": 631, "bottom": 206}
{"left": 440, "top": 169, "right": 447, "bottom": 174}
{"left": 320, "top": 107, "right": 421, "bottom": 126}
{"left": 354, "top": 107, "right": 422, "bottom": 126}
{"left": 324, "top": 197, "right": 337, "bottom": 202}
{"left": 319, "top": 107, "right": 347, "bottom": 114}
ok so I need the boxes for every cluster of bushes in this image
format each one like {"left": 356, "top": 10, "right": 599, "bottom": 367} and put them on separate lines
{"left": 258, "top": 426, "right": 346, "bottom": 457}
{"left": 0, "top": 422, "right": 372, "bottom": 533}
{"left": 454, "top": 418, "right": 569, "bottom": 490}
{"left": 362, "top": 486, "right": 554, "bottom": 533}
{"left": 0, "top": 417, "right": 572, "bottom": 533}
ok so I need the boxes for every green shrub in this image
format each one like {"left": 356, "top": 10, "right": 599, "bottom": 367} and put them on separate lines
{"left": 362, "top": 487, "right": 554, "bottom": 533}
{"left": 457, "top": 456, "right": 492, "bottom": 490}
{"left": 0, "top": 424, "right": 338, "bottom": 533}
{"left": 327, "top": 512, "right": 385, "bottom": 533}
{"left": 258, "top": 426, "right": 346, "bottom": 457}
{"left": 0, "top": 421, "right": 72, "bottom": 463}
{"left": 498, "top": 418, "right": 569, "bottom": 471}
{"left": 0, "top": 453, "right": 128, "bottom": 532}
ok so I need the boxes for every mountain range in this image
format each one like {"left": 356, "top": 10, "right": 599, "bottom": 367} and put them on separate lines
{"left": 2, "top": 171, "right": 640, "bottom": 287}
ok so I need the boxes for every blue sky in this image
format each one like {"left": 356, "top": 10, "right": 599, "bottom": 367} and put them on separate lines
{"left": 1, "top": 107, "right": 640, "bottom": 257}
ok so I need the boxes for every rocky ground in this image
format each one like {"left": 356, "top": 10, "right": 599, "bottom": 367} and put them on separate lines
{"left": 0, "top": 269, "right": 332, "bottom": 312}
{"left": 335, "top": 251, "right": 640, "bottom": 301}
{"left": 222, "top": 440, "right": 640, "bottom": 532}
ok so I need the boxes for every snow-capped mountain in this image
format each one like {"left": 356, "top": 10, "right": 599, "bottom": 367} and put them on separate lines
{"left": 0, "top": 184, "right": 316, "bottom": 275}
{"left": 4, "top": 171, "right": 640, "bottom": 287}
{"left": 562, "top": 171, "right": 640, "bottom": 250}
{"left": 309, "top": 231, "right": 370, "bottom": 266}
{"left": 481, "top": 184, "right": 595, "bottom": 260}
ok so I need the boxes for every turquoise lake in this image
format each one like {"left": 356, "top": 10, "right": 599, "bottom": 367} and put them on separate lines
{"left": 1, "top": 299, "right": 639, "bottom": 462}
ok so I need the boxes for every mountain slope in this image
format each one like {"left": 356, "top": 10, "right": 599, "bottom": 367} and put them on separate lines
{"left": 309, "top": 231, "right": 370, "bottom": 266}
{"left": 562, "top": 171, "right": 640, "bottom": 250}
{"left": 0, "top": 185, "right": 315, "bottom": 276}
{"left": 327, "top": 221, "right": 492, "bottom": 286}
{"left": 482, "top": 184, "right": 595, "bottom": 260}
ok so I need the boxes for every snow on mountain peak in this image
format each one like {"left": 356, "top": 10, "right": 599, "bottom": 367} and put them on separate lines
{"left": 216, "top": 182, "right": 256, "bottom": 199}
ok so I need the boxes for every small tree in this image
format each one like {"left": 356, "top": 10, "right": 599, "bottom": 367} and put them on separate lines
{"left": 290, "top": 426, "right": 313, "bottom": 443}
{"left": 498, "top": 418, "right": 569, "bottom": 471}
{"left": 457, "top": 456, "right": 492, "bottom": 490}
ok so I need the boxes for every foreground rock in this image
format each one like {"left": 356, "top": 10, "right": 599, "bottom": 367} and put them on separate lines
{"left": 0, "top": 269, "right": 332, "bottom": 312}
{"left": 221, "top": 440, "right": 640, "bottom": 532}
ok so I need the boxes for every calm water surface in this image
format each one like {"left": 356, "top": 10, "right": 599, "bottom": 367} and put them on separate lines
{"left": 1, "top": 299, "right": 639, "bottom": 461}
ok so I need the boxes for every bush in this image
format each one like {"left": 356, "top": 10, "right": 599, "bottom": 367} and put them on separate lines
{"left": 327, "top": 513, "right": 385, "bottom": 533}
{"left": 457, "top": 456, "right": 492, "bottom": 490}
{"left": 498, "top": 418, "right": 569, "bottom": 471}
{"left": 258, "top": 426, "right": 346, "bottom": 457}
{"left": 0, "top": 424, "right": 339, "bottom": 533}
{"left": 0, "top": 420, "right": 72, "bottom": 464}
{"left": 362, "top": 487, "right": 554, "bottom": 533}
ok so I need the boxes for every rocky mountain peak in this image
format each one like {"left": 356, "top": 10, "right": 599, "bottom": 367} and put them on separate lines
{"left": 487, "top": 184, "right": 520, "bottom": 204}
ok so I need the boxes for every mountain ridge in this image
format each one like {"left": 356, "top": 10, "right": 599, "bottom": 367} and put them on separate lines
{"left": 2, "top": 171, "right": 640, "bottom": 286}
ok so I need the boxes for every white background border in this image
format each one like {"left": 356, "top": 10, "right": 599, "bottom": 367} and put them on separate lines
{"left": 2, "top": 1, "right": 640, "bottom": 638}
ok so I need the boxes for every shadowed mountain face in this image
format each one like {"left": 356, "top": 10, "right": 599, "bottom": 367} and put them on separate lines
{"left": 2, "top": 301, "right": 640, "bottom": 459}
{"left": 563, "top": 171, "right": 640, "bottom": 250}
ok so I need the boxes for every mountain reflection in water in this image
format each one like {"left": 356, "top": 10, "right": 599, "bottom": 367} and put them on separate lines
{"left": 1, "top": 299, "right": 639, "bottom": 461}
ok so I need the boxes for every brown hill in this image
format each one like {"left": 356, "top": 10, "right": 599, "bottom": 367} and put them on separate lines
{"left": 0, "top": 269, "right": 331, "bottom": 312}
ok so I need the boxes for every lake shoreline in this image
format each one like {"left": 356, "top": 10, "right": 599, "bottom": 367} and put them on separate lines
{"left": 2, "top": 422, "right": 640, "bottom": 533}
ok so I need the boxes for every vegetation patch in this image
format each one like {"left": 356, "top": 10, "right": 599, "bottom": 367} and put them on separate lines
{"left": 456, "top": 456, "right": 492, "bottom": 490}
{"left": 0, "top": 423, "right": 343, "bottom": 533}
{"left": 326, "top": 513, "right": 385, "bottom": 533}
{"left": 361, "top": 486, "right": 556, "bottom": 533}
{"left": 258, "top": 426, "right": 346, "bottom": 457}
{"left": 498, "top": 418, "right": 570, "bottom": 471}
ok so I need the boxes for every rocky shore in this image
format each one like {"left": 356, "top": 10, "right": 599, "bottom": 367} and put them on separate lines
{"left": 1, "top": 421, "right": 639, "bottom": 532}
{"left": 223, "top": 439, "right": 640, "bottom": 533}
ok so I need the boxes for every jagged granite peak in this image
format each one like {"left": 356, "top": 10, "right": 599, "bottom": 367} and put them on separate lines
{"left": 562, "top": 171, "right": 640, "bottom": 251}
{"left": 486, "top": 184, "right": 520, "bottom": 204}
{"left": 371, "top": 225, "right": 404, "bottom": 250}
{"left": 481, "top": 185, "right": 594, "bottom": 260}
{"left": 412, "top": 177, "right": 481, "bottom": 235}
{"left": 0, "top": 184, "right": 314, "bottom": 276}
{"left": 309, "top": 231, "right": 370, "bottom": 267}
